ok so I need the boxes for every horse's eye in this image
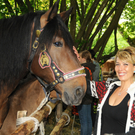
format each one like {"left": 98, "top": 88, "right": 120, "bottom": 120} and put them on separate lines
{"left": 54, "top": 42, "right": 62, "bottom": 47}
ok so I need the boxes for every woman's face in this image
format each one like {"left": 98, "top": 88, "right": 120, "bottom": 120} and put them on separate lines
{"left": 115, "top": 57, "right": 135, "bottom": 82}
{"left": 78, "top": 54, "right": 85, "bottom": 64}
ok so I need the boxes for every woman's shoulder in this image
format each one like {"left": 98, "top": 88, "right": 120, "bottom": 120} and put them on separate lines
{"left": 127, "top": 82, "right": 135, "bottom": 95}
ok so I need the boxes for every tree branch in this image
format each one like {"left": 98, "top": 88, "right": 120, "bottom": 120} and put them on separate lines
{"left": 94, "top": 0, "right": 128, "bottom": 59}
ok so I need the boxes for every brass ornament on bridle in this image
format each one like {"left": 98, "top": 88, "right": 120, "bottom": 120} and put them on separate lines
{"left": 36, "top": 30, "right": 41, "bottom": 37}
{"left": 39, "top": 52, "right": 50, "bottom": 67}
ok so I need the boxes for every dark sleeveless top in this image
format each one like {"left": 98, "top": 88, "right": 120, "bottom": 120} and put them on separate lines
{"left": 101, "top": 85, "right": 130, "bottom": 134}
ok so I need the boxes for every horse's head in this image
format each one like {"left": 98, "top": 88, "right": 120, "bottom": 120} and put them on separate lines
{"left": 29, "top": 0, "right": 86, "bottom": 106}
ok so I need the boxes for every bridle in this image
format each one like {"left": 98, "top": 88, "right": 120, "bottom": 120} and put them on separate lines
{"left": 28, "top": 28, "right": 86, "bottom": 93}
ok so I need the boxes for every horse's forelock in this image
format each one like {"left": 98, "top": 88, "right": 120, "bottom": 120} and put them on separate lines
{"left": 58, "top": 16, "right": 74, "bottom": 50}
{"left": 39, "top": 15, "right": 73, "bottom": 51}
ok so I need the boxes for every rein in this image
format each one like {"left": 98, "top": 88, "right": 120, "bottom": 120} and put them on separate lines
{"left": 28, "top": 28, "right": 86, "bottom": 93}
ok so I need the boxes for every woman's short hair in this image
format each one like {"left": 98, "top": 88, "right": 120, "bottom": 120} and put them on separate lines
{"left": 114, "top": 46, "right": 135, "bottom": 65}
{"left": 79, "top": 50, "right": 92, "bottom": 63}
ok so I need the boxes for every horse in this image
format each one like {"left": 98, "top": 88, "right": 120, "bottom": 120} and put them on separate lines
{"left": 0, "top": 74, "right": 60, "bottom": 135}
{"left": 0, "top": 0, "right": 86, "bottom": 128}
{"left": 101, "top": 59, "right": 116, "bottom": 80}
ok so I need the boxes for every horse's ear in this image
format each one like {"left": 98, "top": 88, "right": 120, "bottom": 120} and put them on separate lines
{"left": 59, "top": 7, "right": 73, "bottom": 22}
{"left": 47, "top": 0, "right": 60, "bottom": 21}
{"left": 40, "top": 0, "right": 60, "bottom": 28}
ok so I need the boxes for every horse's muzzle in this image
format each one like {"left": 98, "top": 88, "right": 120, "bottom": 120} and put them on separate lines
{"left": 63, "top": 86, "right": 84, "bottom": 106}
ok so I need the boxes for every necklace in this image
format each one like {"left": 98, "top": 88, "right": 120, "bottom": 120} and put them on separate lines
{"left": 118, "top": 92, "right": 122, "bottom": 96}
{"left": 118, "top": 87, "right": 127, "bottom": 96}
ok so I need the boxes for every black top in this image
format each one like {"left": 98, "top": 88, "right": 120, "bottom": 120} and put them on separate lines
{"left": 101, "top": 85, "right": 129, "bottom": 134}
{"left": 81, "top": 62, "right": 95, "bottom": 104}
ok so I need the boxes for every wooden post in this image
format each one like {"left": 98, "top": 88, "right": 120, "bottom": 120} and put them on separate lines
{"left": 56, "top": 101, "right": 63, "bottom": 120}
{"left": 50, "top": 106, "right": 72, "bottom": 135}
{"left": 11, "top": 100, "right": 59, "bottom": 135}
{"left": 56, "top": 101, "right": 63, "bottom": 135}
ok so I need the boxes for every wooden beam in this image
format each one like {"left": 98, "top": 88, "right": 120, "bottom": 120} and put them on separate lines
{"left": 50, "top": 106, "right": 72, "bottom": 135}
{"left": 11, "top": 100, "right": 59, "bottom": 135}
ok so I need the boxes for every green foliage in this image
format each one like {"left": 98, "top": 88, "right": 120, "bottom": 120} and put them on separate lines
{"left": 102, "top": 31, "right": 129, "bottom": 57}
{"left": 75, "top": 39, "right": 88, "bottom": 51}
{"left": 119, "top": 0, "right": 135, "bottom": 38}
{"left": 34, "top": 1, "right": 49, "bottom": 11}
{"left": 0, "top": 0, "right": 50, "bottom": 18}
{"left": 0, "top": 0, "right": 132, "bottom": 62}
{"left": 0, "top": 1, "right": 8, "bottom": 18}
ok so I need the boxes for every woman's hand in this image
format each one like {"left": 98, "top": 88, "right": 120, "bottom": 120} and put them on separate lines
{"left": 73, "top": 46, "right": 80, "bottom": 60}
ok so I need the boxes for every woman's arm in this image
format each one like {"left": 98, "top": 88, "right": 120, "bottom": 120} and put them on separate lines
{"left": 86, "top": 80, "right": 108, "bottom": 103}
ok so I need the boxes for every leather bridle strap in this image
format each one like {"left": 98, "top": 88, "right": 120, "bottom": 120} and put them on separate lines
{"left": 28, "top": 29, "right": 42, "bottom": 71}
{"left": 36, "top": 67, "right": 86, "bottom": 93}
{"left": 42, "top": 87, "right": 61, "bottom": 103}
{"left": 63, "top": 67, "right": 86, "bottom": 81}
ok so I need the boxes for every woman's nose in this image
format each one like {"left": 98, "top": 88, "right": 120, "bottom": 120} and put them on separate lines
{"left": 118, "top": 64, "right": 124, "bottom": 70}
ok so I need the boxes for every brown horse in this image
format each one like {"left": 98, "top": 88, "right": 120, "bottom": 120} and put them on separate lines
{"left": 0, "top": 74, "right": 60, "bottom": 135}
{"left": 101, "top": 59, "right": 116, "bottom": 80}
{"left": 0, "top": 0, "right": 86, "bottom": 127}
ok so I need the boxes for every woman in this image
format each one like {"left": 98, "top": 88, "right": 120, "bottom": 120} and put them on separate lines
{"left": 77, "top": 50, "right": 95, "bottom": 135}
{"left": 86, "top": 46, "right": 135, "bottom": 135}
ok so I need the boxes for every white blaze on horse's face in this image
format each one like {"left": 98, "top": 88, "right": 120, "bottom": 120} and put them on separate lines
{"left": 31, "top": 0, "right": 87, "bottom": 106}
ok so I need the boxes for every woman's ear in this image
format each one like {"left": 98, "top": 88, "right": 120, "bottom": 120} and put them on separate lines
{"left": 133, "top": 67, "right": 135, "bottom": 74}
{"left": 133, "top": 64, "right": 135, "bottom": 74}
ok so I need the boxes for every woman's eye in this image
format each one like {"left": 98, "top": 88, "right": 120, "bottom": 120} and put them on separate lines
{"left": 124, "top": 63, "right": 128, "bottom": 66}
{"left": 115, "top": 63, "right": 119, "bottom": 66}
{"left": 54, "top": 42, "right": 63, "bottom": 47}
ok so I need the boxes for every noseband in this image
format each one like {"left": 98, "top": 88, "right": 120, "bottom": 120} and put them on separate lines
{"left": 28, "top": 29, "right": 86, "bottom": 93}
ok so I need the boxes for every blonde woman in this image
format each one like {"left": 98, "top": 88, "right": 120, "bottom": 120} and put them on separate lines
{"left": 85, "top": 46, "right": 135, "bottom": 135}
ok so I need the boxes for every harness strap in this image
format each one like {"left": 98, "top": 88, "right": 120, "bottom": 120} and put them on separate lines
{"left": 49, "top": 92, "right": 61, "bottom": 103}
{"left": 28, "top": 38, "right": 39, "bottom": 70}
{"left": 28, "top": 29, "right": 43, "bottom": 71}
{"left": 36, "top": 76, "right": 60, "bottom": 93}
{"left": 36, "top": 67, "right": 86, "bottom": 93}
{"left": 42, "top": 86, "right": 61, "bottom": 103}
{"left": 63, "top": 67, "right": 85, "bottom": 81}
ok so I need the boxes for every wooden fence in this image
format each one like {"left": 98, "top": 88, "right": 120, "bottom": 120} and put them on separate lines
{"left": 10, "top": 100, "right": 72, "bottom": 135}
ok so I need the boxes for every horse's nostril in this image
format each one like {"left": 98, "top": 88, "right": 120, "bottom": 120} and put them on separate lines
{"left": 75, "top": 87, "right": 83, "bottom": 97}
{"left": 63, "top": 87, "right": 84, "bottom": 105}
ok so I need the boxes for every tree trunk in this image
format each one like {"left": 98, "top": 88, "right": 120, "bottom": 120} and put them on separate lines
{"left": 70, "top": 0, "right": 76, "bottom": 42}
{"left": 94, "top": 0, "right": 129, "bottom": 61}
{"left": 76, "top": 0, "right": 100, "bottom": 41}
{"left": 49, "top": 0, "right": 54, "bottom": 8}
